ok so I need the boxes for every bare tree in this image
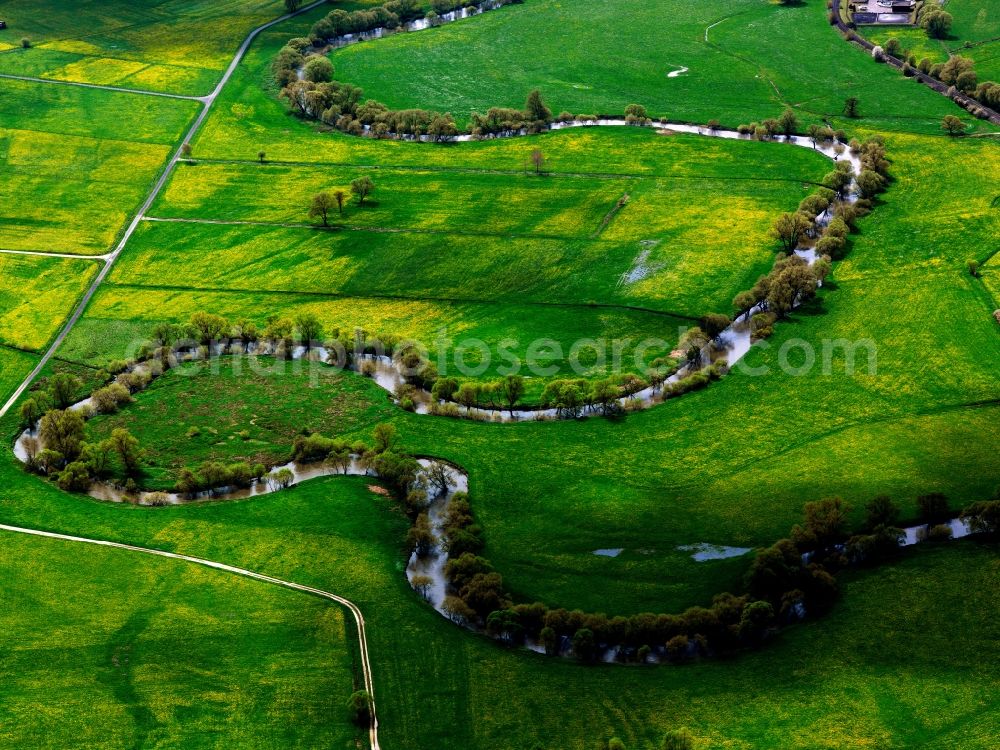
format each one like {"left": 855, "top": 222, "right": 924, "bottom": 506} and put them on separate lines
{"left": 309, "top": 192, "right": 336, "bottom": 226}
{"left": 529, "top": 148, "right": 545, "bottom": 174}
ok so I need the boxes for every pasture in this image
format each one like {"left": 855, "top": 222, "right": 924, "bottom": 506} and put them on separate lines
{"left": 0, "top": 78, "right": 196, "bottom": 255}
{"left": 84, "top": 357, "right": 397, "bottom": 489}
{"left": 0, "top": 0, "right": 287, "bottom": 95}
{"left": 0, "top": 531, "right": 359, "bottom": 749}
{"left": 327, "top": 0, "right": 978, "bottom": 133}
{"left": 0, "top": 452, "right": 995, "bottom": 748}
{"left": 0, "top": 254, "right": 99, "bottom": 350}
{"left": 58, "top": 283, "right": 688, "bottom": 390}
{"left": 0, "top": 0, "right": 997, "bottom": 746}
{"left": 137, "top": 136, "right": 824, "bottom": 317}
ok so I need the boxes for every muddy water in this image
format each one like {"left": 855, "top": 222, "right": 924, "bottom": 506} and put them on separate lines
{"left": 405, "top": 462, "right": 468, "bottom": 611}
{"left": 320, "top": 0, "right": 507, "bottom": 52}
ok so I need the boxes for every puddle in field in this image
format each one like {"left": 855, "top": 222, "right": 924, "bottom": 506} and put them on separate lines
{"left": 592, "top": 548, "right": 624, "bottom": 557}
{"left": 678, "top": 543, "right": 753, "bottom": 561}
{"left": 619, "top": 240, "right": 664, "bottom": 286}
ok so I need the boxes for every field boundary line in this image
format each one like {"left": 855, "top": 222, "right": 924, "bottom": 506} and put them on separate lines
{"left": 183, "top": 156, "right": 830, "bottom": 185}
{"left": 0, "top": 248, "right": 110, "bottom": 260}
{"left": 0, "top": 0, "right": 328, "bottom": 419}
{"left": 0, "top": 523, "right": 380, "bottom": 750}
{"left": 0, "top": 72, "right": 207, "bottom": 101}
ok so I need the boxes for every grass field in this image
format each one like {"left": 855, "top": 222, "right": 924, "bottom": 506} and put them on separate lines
{"left": 59, "top": 283, "right": 690, "bottom": 389}
{"left": 0, "top": 461, "right": 995, "bottom": 748}
{"left": 0, "top": 0, "right": 998, "bottom": 746}
{"left": 134, "top": 137, "right": 823, "bottom": 316}
{"left": 865, "top": 0, "right": 1000, "bottom": 82}
{"left": 37, "top": 0, "right": 1000, "bottom": 614}
{"left": 326, "top": 0, "right": 980, "bottom": 134}
{"left": 0, "top": 531, "right": 360, "bottom": 749}
{"left": 0, "top": 78, "right": 196, "bottom": 255}
{"left": 0, "top": 348, "right": 39, "bottom": 403}
{"left": 0, "top": 254, "right": 99, "bottom": 350}
{"left": 0, "top": 0, "right": 290, "bottom": 95}
{"left": 85, "top": 357, "right": 397, "bottom": 488}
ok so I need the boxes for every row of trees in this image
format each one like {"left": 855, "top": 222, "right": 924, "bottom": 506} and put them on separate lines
{"left": 309, "top": 0, "right": 524, "bottom": 44}
{"left": 874, "top": 33, "right": 999, "bottom": 121}
{"left": 735, "top": 108, "right": 799, "bottom": 140}
{"left": 18, "top": 366, "right": 161, "bottom": 494}
{"left": 278, "top": 43, "right": 658, "bottom": 142}
{"left": 280, "top": 76, "right": 464, "bottom": 138}
{"left": 426, "top": 493, "right": 849, "bottom": 662}
{"left": 733, "top": 136, "right": 889, "bottom": 326}
{"left": 174, "top": 423, "right": 405, "bottom": 498}
{"left": 146, "top": 311, "right": 338, "bottom": 354}
{"left": 309, "top": 0, "right": 424, "bottom": 42}
{"left": 175, "top": 460, "right": 267, "bottom": 496}
{"left": 424, "top": 478, "right": 1000, "bottom": 664}
{"left": 733, "top": 253, "right": 828, "bottom": 322}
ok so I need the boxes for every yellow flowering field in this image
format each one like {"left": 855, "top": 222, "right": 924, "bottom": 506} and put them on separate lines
{"left": 0, "top": 254, "right": 99, "bottom": 351}
{"left": 0, "top": 0, "right": 287, "bottom": 95}
{"left": 0, "top": 127, "right": 170, "bottom": 255}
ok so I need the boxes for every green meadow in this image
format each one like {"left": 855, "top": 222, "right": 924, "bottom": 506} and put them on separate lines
{"left": 85, "top": 357, "right": 397, "bottom": 489}
{"left": 0, "top": 0, "right": 997, "bottom": 746}
{"left": 0, "top": 456, "right": 995, "bottom": 748}
{"left": 328, "top": 0, "right": 979, "bottom": 133}
{"left": 132, "top": 144, "right": 821, "bottom": 317}
{"left": 0, "top": 254, "right": 99, "bottom": 350}
{"left": 0, "top": 348, "right": 39, "bottom": 403}
{"left": 0, "top": 531, "right": 359, "bottom": 749}
{"left": 0, "top": 0, "right": 288, "bottom": 95}
{"left": 0, "top": 78, "right": 197, "bottom": 255}
{"left": 865, "top": 0, "right": 1000, "bottom": 81}
{"left": 59, "top": 283, "right": 688, "bottom": 388}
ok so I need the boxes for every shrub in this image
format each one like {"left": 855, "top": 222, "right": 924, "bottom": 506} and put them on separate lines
{"left": 661, "top": 730, "right": 694, "bottom": 750}
{"left": 917, "top": 523, "right": 953, "bottom": 542}
{"left": 920, "top": 8, "right": 952, "bottom": 39}
{"left": 92, "top": 383, "right": 132, "bottom": 414}
{"left": 346, "top": 690, "right": 373, "bottom": 726}
{"left": 145, "top": 492, "right": 170, "bottom": 507}
{"left": 961, "top": 499, "right": 1000, "bottom": 535}
{"left": 303, "top": 55, "right": 334, "bottom": 83}
{"left": 269, "top": 467, "right": 294, "bottom": 490}
{"left": 56, "top": 462, "right": 92, "bottom": 492}
{"left": 917, "top": 492, "right": 950, "bottom": 524}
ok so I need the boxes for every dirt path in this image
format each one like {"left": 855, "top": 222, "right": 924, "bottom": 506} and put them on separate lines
{"left": 0, "top": 523, "right": 380, "bottom": 750}
{"left": 0, "top": 248, "right": 111, "bottom": 261}
{"left": 0, "top": 72, "right": 207, "bottom": 101}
